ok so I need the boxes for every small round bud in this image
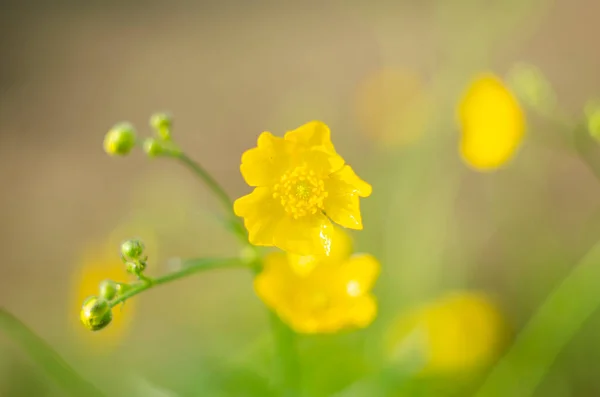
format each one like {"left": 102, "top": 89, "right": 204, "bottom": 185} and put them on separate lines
{"left": 149, "top": 112, "right": 173, "bottom": 140}
{"left": 99, "top": 279, "right": 118, "bottom": 300}
{"left": 80, "top": 296, "right": 112, "bottom": 331}
{"left": 125, "top": 260, "right": 146, "bottom": 276}
{"left": 239, "top": 246, "right": 259, "bottom": 265}
{"left": 121, "top": 239, "right": 145, "bottom": 260}
{"left": 103, "top": 122, "right": 136, "bottom": 156}
{"left": 143, "top": 138, "right": 163, "bottom": 157}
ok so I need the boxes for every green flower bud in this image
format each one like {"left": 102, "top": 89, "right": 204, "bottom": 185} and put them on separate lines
{"left": 99, "top": 279, "right": 118, "bottom": 300}
{"left": 103, "top": 122, "right": 136, "bottom": 156}
{"left": 149, "top": 112, "right": 173, "bottom": 140}
{"left": 143, "top": 138, "right": 163, "bottom": 158}
{"left": 121, "top": 239, "right": 145, "bottom": 260}
{"left": 506, "top": 63, "right": 556, "bottom": 114}
{"left": 80, "top": 296, "right": 112, "bottom": 331}
{"left": 125, "top": 260, "right": 146, "bottom": 276}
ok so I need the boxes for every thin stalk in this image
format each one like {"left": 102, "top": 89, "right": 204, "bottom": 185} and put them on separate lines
{"left": 168, "top": 151, "right": 248, "bottom": 240}
{"left": 0, "top": 309, "right": 105, "bottom": 397}
{"left": 110, "top": 257, "right": 245, "bottom": 308}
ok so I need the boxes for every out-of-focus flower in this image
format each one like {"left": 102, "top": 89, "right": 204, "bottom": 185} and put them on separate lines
{"left": 458, "top": 73, "right": 526, "bottom": 171}
{"left": 355, "top": 68, "right": 430, "bottom": 147}
{"left": 71, "top": 243, "right": 134, "bottom": 351}
{"left": 386, "top": 291, "right": 510, "bottom": 375}
{"left": 255, "top": 229, "right": 379, "bottom": 334}
{"left": 234, "top": 121, "right": 372, "bottom": 256}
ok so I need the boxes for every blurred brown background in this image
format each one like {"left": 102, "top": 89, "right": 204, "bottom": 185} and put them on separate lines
{"left": 2, "top": 0, "right": 600, "bottom": 395}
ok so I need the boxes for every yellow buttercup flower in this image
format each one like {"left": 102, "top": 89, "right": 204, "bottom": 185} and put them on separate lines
{"left": 255, "top": 230, "right": 379, "bottom": 334}
{"left": 458, "top": 73, "right": 526, "bottom": 171}
{"left": 386, "top": 291, "right": 510, "bottom": 376}
{"left": 234, "top": 121, "right": 372, "bottom": 256}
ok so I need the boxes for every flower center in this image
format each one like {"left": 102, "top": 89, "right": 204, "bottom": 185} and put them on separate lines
{"left": 273, "top": 165, "right": 328, "bottom": 219}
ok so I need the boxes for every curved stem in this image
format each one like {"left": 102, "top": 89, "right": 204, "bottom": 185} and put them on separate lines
{"left": 109, "top": 257, "right": 245, "bottom": 308}
{"left": 475, "top": 239, "right": 600, "bottom": 397}
{"left": 0, "top": 309, "right": 105, "bottom": 397}
{"left": 172, "top": 152, "right": 234, "bottom": 214}
{"left": 168, "top": 151, "right": 248, "bottom": 241}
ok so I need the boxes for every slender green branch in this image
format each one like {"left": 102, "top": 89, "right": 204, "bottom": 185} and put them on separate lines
{"left": 109, "top": 257, "right": 246, "bottom": 308}
{"left": 167, "top": 151, "right": 248, "bottom": 240}
{"left": 475, "top": 239, "right": 600, "bottom": 397}
{"left": 172, "top": 152, "right": 234, "bottom": 214}
{"left": 0, "top": 309, "right": 105, "bottom": 397}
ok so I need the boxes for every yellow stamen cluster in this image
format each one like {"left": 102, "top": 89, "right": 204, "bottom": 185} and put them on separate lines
{"left": 273, "top": 164, "right": 328, "bottom": 219}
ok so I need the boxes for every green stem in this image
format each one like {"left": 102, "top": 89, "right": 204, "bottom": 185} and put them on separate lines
{"left": 168, "top": 151, "right": 248, "bottom": 240}
{"left": 270, "top": 312, "right": 301, "bottom": 397}
{"left": 475, "top": 239, "right": 600, "bottom": 397}
{"left": 109, "top": 257, "right": 245, "bottom": 308}
{"left": 172, "top": 152, "right": 233, "bottom": 214}
{"left": 0, "top": 309, "right": 105, "bottom": 397}
{"left": 160, "top": 148, "right": 300, "bottom": 395}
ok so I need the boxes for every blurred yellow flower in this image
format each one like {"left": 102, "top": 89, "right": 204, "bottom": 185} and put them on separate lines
{"left": 255, "top": 229, "right": 379, "bottom": 334}
{"left": 386, "top": 291, "right": 509, "bottom": 375}
{"left": 355, "top": 68, "right": 430, "bottom": 147}
{"left": 71, "top": 243, "right": 134, "bottom": 352}
{"left": 234, "top": 121, "right": 372, "bottom": 256}
{"left": 458, "top": 73, "right": 525, "bottom": 171}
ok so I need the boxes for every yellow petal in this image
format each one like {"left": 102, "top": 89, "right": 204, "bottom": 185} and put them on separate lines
{"left": 349, "top": 295, "right": 378, "bottom": 328}
{"left": 254, "top": 252, "right": 294, "bottom": 307}
{"left": 240, "top": 132, "right": 292, "bottom": 186}
{"left": 297, "top": 147, "right": 345, "bottom": 175}
{"left": 284, "top": 120, "right": 337, "bottom": 154}
{"left": 274, "top": 213, "right": 333, "bottom": 256}
{"left": 458, "top": 73, "right": 525, "bottom": 171}
{"left": 324, "top": 166, "right": 371, "bottom": 229}
{"left": 329, "top": 165, "right": 372, "bottom": 197}
{"left": 233, "top": 187, "right": 283, "bottom": 247}
{"left": 342, "top": 254, "right": 380, "bottom": 296}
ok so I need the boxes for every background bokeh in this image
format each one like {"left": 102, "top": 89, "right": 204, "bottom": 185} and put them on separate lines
{"left": 1, "top": 0, "right": 600, "bottom": 396}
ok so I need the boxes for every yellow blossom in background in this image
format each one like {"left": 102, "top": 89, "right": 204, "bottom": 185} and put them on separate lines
{"left": 234, "top": 121, "right": 372, "bottom": 256}
{"left": 355, "top": 68, "right": 430, "bottom": 147}
{"left": 255, "top": 229, "right": 379, "bottom": 333}
{"left": 386, "top": 291, "right": 510, "bottom": 376}
{"left": 458, "top": 73, "right": 526, "bottom": 171}
{"left": 71, "top": 243, "right": 134, "bottom": 352}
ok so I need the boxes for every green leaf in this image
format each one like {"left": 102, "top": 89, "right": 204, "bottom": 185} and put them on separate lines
{"left": 0, "top": 308, "right": 105, "bottom": 397}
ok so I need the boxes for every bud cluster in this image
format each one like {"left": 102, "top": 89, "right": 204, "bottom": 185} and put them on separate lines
{"left": 102, "top": 112, "right": 178, "bottom": 158}
{"left": 120, "top": 238, "right": 148, "bottom": 277}
{"left": 80, "top": 238, "right": 147, "bottom": 332}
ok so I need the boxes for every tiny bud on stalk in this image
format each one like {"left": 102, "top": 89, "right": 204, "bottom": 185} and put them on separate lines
{"left": 99, "top": 279, "right": 118, "bottom": 300}
{"left": 103, "top": 122, "right": 136, "bottom": 156}
{"left": 143, "top": 138, "right": 163, "bottom": 157}
{"left": 80, "top": 296, "right": 112, "bottom": 331}
{"left": 121, "top": 239, "right": 145, "bottom": 260}
{"left": 149, "top": 112, "right": 173, "bottom": 140}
